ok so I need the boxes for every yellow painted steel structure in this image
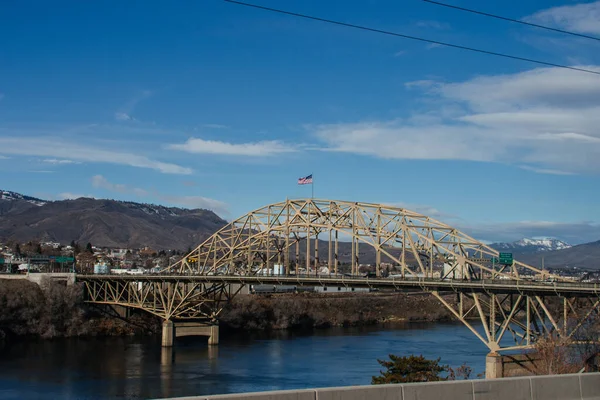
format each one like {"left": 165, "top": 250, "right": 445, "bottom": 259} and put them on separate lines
{"left": 80, "top": 199, "right": 600, "bottom": 353}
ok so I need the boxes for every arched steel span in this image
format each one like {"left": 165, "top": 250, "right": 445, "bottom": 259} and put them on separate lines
{"left": 163, "top": 198, "right": 549, "bottom": 280}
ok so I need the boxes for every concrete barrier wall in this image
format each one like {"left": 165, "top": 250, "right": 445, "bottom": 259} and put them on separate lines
{"left": 154, "top": 372, "right": 600, "bottom": 400}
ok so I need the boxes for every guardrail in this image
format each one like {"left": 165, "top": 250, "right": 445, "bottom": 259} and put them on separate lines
{"left": 76, "top": 273, "right": 600, "bottom": 295}
{"left": 152, "top": 372, "right": 600, "bottom": 400}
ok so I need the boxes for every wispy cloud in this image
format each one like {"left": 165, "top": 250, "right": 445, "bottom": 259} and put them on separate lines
{"left": 42, "top": 159, "right": 81, "bottom": 165}
{"left": 168, "top": 137, "right": 296, "bottom": 156}
{"left": 519, "top": 165, "right": 574, "bottom": 176}
{"left": 0, "top": 155, "right": 10, "bottom": 160}
{"left": 115, "top": 112, "right": 134, "bottom": 121}
{"left": 310, "top": 65, "right": 600, "bottom": 175}
{"left": 57, "top": 192, "right": 94, "bottom": 200}
{"left": 383, "top": 201, "right": 459, "bottom": 221}
{"left": 92, "top": 175, "right": 149, "bottom": 197}
{"left": 158, "top": 194, "right": 229, "bottom": 215}
{"left": 90, "top": 175, "right": 228, "bottom": 215}
{"left": 202, "top": 123, "right": 229, "bottom": 129}
{"left": 0, "top": 136, "right": 192, "bottom": 175}
{"left": 523, "top": 1, "right": 600, "bottom": 35}
{"left": 115, "top": 90, "right": 152, "bottom": 122}
{"left": 416, "top": 20, "right": 450, "bottom": 30}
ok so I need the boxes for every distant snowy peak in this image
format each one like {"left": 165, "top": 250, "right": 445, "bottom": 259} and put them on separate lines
{"left": 514, "top": 238, "right": 571, "bottom": 250}
{"left": 492, "top": 238, "right": 571, "bottom": 253}
{"left": 0, "top": 190, "right": 47, "bottom": 206}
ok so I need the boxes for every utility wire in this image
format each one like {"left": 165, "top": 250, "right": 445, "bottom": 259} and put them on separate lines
{"left": 422, "top": 0, "right": 600, "bottom": 42}
{"left": 223, "top": 0, "right": 600, "bottom": 76}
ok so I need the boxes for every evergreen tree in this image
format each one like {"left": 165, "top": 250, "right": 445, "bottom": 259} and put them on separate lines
{"left": 372, "top": 355, "right": 449, "bottom": 384}
{"left": 85, "top": 242, "right": 93, "bottom": 253}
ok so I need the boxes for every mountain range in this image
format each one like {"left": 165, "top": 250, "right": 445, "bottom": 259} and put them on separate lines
{"left": 0, "top": 190, "right": 227, "bottom": 250}
{"left": 1, "top": 190, "right": 598, "bottom": 269}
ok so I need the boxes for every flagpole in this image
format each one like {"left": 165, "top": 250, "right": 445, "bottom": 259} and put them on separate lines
{"left": 311, "top": 172, "right": 314, "bottom": 199}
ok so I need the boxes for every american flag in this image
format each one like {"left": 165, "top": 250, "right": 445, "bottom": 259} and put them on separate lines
{"left": 297, "top": 174, "right": 313, "bottom": 185}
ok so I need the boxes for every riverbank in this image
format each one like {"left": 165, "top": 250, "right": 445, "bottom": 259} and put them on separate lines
{"left": 0, "top": 279, "right": 455, "bottom": 342}
{"left": 219, "top": 292, "right": 454, "bottom": 331}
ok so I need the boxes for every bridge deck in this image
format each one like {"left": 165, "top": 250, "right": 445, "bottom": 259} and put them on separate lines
{"left": 77, "top": 274, "right": 600, "bottom": 296}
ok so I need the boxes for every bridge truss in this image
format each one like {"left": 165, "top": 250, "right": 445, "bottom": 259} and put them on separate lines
{"left": 80, "top": 199, "right": 600, "bottom": 353}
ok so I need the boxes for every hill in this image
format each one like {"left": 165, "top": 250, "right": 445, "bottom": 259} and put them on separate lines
{"left": 0, "top": 191, "right": 227, "bottom": 250}
{"left": 516, "top": 240, "right": 600, "bottom": 270}
{"left": 489, "top": 238, "right": 571, "bottom": 257}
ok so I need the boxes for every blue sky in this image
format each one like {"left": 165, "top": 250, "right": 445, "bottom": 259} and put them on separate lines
{"left": 1, "top": 0, "right": 600, "bottom": 244}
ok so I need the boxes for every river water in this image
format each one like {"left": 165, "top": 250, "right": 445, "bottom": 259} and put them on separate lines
{"left": 0, "top": 322, "right": 491, "bottom": 400}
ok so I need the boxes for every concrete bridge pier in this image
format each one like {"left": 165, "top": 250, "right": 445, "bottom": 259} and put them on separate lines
{"left": 162, "top": 320, "right": 174, "bottom": 347}
{"left": 161, "top": 320, "right": 219, "bottom": 347}
{"left": 485, "top": 352, "right": 503, "bottom": 379}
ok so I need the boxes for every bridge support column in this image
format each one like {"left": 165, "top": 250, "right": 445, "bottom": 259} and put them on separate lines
{"left": 174, "top": 322, "right": 219, "bottom": 345}
{"left": 485, "top": 352, "right": 503, "bottom": 379}
{"left": 208, "top": 325, "right": 219, "bottom": 346}
{"left": 162, "top": 320, "right": 174, "bottom": 347}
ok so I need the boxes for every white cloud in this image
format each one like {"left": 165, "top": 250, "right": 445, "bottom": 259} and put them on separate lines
{"left": 202, "top": 124, "right": 229, "bottom": 129}
{"left": 42, "top": 159, "right": 81, "bottom": 165}
{"left": 384, "top": 201, "right": 458, "bottom": 221}
{"left": 394, "top": 51, "right": 406, "bottom": 57}
{"left": 57, "top": 192, "right": 94, "bottom": 200}
{"left": 115, "top": 112, "right": 133, "bottom": 121}
{"left": 311, "top": 65, "right": 600, "bottom": 175}
{"left": 0, "top": 155, "right": 10, "bottom": 160}
{"left": 519, "top": 165, "right": 574, "bottom": 176}
{"left": 416, "top": 20, "right": 450, "bottom": 30}
{"left": 114, "top": 90, "right": 152, "bottom": 122}
{"left": 523, "top": 1, "right": 600, "bottom": 35}
{"left": 92, "top": 175, "right": 148, "bottom": 197}
{"left": 0, "top": 136, "right": 192, "bottom": 175}
{"left": 90, "top": 175, "right": 228, "bottom": 215}
{"left": 158, "top": 195, "right": 229, "bottom": 215}
{"left": 168, "top": 137, "right": 296, "bottom": 156}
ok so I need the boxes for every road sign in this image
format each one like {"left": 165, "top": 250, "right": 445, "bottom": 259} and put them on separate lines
{"left": 0, "top": 258, "right": 4, "bottom": 264}
{"left": 54, "top": 257, "right": 75, "bottom": 263}
{"left": 498, "top": 252, "right": 513, "bottom": 265}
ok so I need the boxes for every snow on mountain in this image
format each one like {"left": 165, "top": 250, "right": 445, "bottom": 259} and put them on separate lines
{"left": 0, "top": 190, "right": 47, "bottom": 206}
{"left": 491, "top": 238, "right": 571, "bottom": 254}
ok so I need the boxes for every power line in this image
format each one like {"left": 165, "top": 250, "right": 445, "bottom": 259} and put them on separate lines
{"left": 223, "top": 0, "right": 600, "bottom": 76}
{"left": 422, "top": 0, "right": 600, "bottom": 43}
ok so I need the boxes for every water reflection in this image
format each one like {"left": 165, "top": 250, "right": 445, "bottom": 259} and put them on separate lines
{"left": 0, "top": 322, "right": 491, "bottom": 400}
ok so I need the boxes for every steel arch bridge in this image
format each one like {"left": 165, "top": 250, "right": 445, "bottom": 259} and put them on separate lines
{"left": 165, "top": 198, "right": 546, "bottom": 279}
{"left": 81, "top": 199, "right": 600, "bottom": 356}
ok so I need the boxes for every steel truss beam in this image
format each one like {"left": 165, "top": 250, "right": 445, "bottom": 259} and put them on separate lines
{"left": 432, "top": 291, "right": 600, "bottom": 352}
{"left": 82, "top": 278, "right": 242, "bottom": 321}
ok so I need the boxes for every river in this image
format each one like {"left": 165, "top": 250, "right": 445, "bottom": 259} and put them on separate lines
{"left": 0, "top": 322, "right": 492, "bottom": 400}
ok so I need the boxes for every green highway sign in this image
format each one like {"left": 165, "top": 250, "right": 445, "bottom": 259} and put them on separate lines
{"left": 0, "top": 258, "right": 4, "bottom": 264}
{"left": 498, "top": 252, "right": 513, "bottom": 265}
{"left": 54, "top": 257, "right": 75, "bottom": 263}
